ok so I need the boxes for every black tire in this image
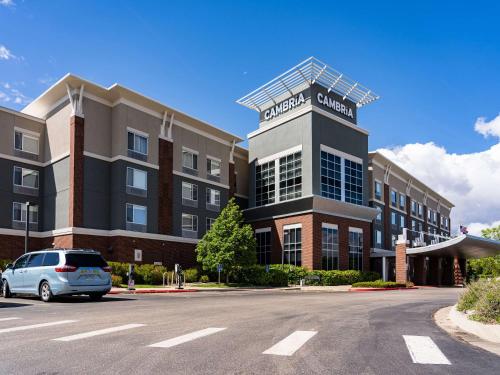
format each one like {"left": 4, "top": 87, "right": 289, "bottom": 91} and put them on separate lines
{"left": 39, "top": 281, "right": 53, "bottom": 302}
{"left": 88, "top": 293, "right": 104, "bottom": 301}
{"left": 2, "top": 280, "right": 11, "bottom": 298}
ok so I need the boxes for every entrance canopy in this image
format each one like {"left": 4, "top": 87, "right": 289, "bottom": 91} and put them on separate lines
{"left": 406, "top": 234, "right": 500, "bottom": 258}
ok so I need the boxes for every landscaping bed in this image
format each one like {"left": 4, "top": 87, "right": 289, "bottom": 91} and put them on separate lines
{"left": 457, "top": 278, "right": 499, "bottom": 324}
{"left": 350, "top": 280, "right": 416, "bottom": 291}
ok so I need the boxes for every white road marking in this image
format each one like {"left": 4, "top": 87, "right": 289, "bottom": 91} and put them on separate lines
{"left": 403, "top": 335, "right": 451, "bottom": 365}
{"left": 0, "top": 320, "right": 77, "bottom": 334}
{"left": 0, "top": 317, "right": 21, "bottom": 322}
{"left": 149, "top": 327, "right": 226, "bottom": 348}
{"left": 263, "top": 330, "right": 317, "bottom": 356}
{"left": 53, "top": 323, "right": 145, "bottom": 342}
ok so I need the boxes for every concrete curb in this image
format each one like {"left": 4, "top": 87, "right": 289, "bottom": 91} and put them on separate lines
{"left": 108, "top": 289, "right": 197, "bottom": 295}
{"left": 449, "top": 304, "right": 500, "bottom": 344}
{"left": 349, "top": 287, "right": 418, "bottom": 292}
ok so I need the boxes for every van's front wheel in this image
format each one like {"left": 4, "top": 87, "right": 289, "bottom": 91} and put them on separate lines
{"left": 2, "top": 280, "right": 11, "bottom": 298}
{"left": 39, "top": 281, "right": 53, "bottom": 302}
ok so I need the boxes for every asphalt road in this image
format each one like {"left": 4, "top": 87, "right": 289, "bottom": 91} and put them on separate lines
{"left": 0, "top": 288, "right": 498, "bottom": 374}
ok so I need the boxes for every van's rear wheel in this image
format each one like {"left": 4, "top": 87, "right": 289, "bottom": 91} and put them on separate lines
{"left": 2, "top": 280, "right": 11, "bottom": 298}
{"left": 39, "top": 281, "right": 53, "bottom": 302}
{"left": 88, "top": 293, "right": 104, "bottom": 301}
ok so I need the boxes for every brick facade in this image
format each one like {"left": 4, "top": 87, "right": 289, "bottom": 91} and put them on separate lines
{"left": 229, "top": 162, "right": 236, "bottom": 198}
{"left": 395, "top": 240, "right": 407, "bottom": 283}
{"left": 69, "top": 115, "right": 84, "bottom": 227}
{"left": 158, "top": 138, "right": 174, "bottom": 234}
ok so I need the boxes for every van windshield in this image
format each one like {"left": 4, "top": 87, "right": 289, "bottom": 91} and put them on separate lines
{"left": 65, "top": 253, "right": 107, "bottom": 268}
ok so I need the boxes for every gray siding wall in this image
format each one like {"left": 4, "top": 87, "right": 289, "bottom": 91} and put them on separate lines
{"left": 83, "top": 156, "right": 111, "bottom": 230}
{"left": 43, "top": 157, "right": 69, "bottom": 231}
{"left": 172, "top": 174, "right": 229, "bottom": 238}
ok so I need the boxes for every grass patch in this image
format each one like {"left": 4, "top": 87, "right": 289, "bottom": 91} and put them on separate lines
{"left": 457, "top": 278, "right": 500, "bottom": 324}
{"left": 119, "top": 284, "right": 168, "bottom": 289}
{"left": 351, "top": 280, "right": 414, "bottom": 288}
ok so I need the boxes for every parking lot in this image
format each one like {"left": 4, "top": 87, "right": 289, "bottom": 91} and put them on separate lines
{"left": 0, "top": 288, "right": 498, "bottom": 374}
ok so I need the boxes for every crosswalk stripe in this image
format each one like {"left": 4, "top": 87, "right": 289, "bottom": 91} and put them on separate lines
{"left": 53, "top": 323, "right": 146, "bottom": 342}
{"left": 149, "top": 327, "right": 226, "bottom": 348}
{"left": 0, "top": 320, "right": 77, "bottom": 334}
{"left": 263, "top": 330, "right": 317, "bottom": 356}
{"left": 403, "top": 335, "right": 451, "bottom": 365}
{"left": 0, "top": 317, "right": 21, "bottom": 322}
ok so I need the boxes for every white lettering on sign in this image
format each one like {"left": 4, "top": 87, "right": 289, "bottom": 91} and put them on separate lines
{"left": 316, "top": 92, "right": 354, "bottom": 119}
{"left": 264, "top": 92, "right": 306, "bottom": 121}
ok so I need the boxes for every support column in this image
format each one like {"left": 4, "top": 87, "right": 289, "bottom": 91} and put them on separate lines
{"left": 229, "top": 162, "right": 236, "bottom": 198}
{"left": 158, "top": 137, "right": 174, "bottom": 234}
{"left": 453, "top": 256, "right": 464, "bottom": 286}
{"left": 395, "top": 238, "right": 408, "bottom": 284}
{"left": 69, "top": 115, "right": 84, "bottom": 228}
{"left": 382, "top": 256, "right": 387, "bottom": 281}
{"left": 383, "top": 183, "right": 391, "bottom": 249}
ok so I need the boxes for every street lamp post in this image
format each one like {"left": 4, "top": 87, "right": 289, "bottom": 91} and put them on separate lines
{"left": 24, "top": 201, "right": 35, "bottom": 254}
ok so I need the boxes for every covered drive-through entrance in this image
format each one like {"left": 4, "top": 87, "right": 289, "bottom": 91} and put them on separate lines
{"left": 395, "top": 231, "right": 500, "bottom": 286}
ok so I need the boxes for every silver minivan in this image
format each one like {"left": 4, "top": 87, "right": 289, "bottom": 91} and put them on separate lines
{"left": 1, "top": 249, "right": 112, "bottom": 302}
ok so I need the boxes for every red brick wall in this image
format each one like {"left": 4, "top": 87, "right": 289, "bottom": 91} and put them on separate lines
{"left": 69, "top": 115, "right": 84, "bottom": 227}
{"left": 158, "top": 138, "right": 174, "bottom": 234}
{"left": 229, "top": 162, "right": 236, "bottom": 198}
{"left": 395, "top": 241, "right": 407, "bottom": 283}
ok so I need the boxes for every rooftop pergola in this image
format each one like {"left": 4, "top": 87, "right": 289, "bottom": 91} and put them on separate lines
{"left": 236, "top": 57, "right": 380, "bottom": 112}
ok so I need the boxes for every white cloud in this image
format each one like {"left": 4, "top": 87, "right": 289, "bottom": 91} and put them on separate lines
{"left": 0, "top": 82, "right": 31, "bottom": 106}
{"left": 466, "top": 220, "right": 500, "bottom": 237}
{"left": 0, "top": 0, "right": 14, "bottom": 7}
{"left": 377, "top": 117, "right": 500, "bottom": 235}
{"left": 475, "top": 114, "right": 500, "bottom": 139}
{"left": 37, "top": 76, "right": 55, "bottom": 86}
{"left": 0, "top": 45, "right": 16, "bottom": 60}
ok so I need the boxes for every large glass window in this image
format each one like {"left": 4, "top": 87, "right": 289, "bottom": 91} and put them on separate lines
{"left": 321, "top": 151, "right": 341, "bottom": 201}
{"left": 13, "top": 166, "right": 39, "bottom": 189}
{"left": 279, "top": 151, "right": 302, "bottom": 201}
{"left": 207, "top": 158, "right": 221, "bottom": 177}
{"left": 391, "top": 212, "right": 397, "bottom": 226}
{"left": 391, "top": 190, "right": 397, "bottom": 207}
{"left": 126, "top": 167, "right": 147, "bottom": 190}
{"left": 182, "top": 181, "right": 198, "bottom": 202}
{"left": 256, "top": 229, "right": 271, "bottom": 265}
{"left": 127, "top": 131, "right": 148, "bottom": 155}
{"left": 283, "top": 226, "right": 301, "bottom": 266}
{"left": 348, "top": 229, "right": 363, "bottom": 270}
{"left": 182, "top": 149, "right": 198, "bottom": 171}
{"left": 206, "top": 188, "right": 220, "bottom": 209}
{"left": 12, "top": 202, "right": 38, "bottom": 223}
{"left": 322, "top": 225, "right": 339, "bottom": 270}
{"left": 375, "top": 230, "right": 382, "bottom": 248}
{"left": 400, "top": 215, "right": 405, "bottom": 229}
{"left": 399, "top": 194, "right": 406, "bottom": 209}
{"left": 374, "top": 181, "right": 382, "bottom": 200}
{"left": 182, "top": 213, "right": 198, "bottom": 232}
{"left": 411, "top": 200, "right": 417, "bottom": 215}
{"left": 14, "top": 130, "right": 39, "bottom": 155}
{"left": 126, "top": 204, "right": 147, "bottom": 225}
{"left": 344, "top": 159, "right": 363, "bottom": 205}
{"left": 255, "top": 160, "right": 275, "bottom": 206}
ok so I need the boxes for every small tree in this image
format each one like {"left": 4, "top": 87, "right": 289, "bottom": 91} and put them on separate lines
{"left": 481, "top": 225, "right": 500, "bottom": 241}
{"left": 196, "top": 198, "right": 256, "bottom": 282}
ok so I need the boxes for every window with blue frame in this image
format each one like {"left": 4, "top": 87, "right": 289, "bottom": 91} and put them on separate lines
{"left": 320, "top": 151, "right": 341, "bottom": 201}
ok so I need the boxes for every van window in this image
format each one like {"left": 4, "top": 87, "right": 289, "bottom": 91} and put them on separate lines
{"left": 65, "top": 253, "right": 107, "bottom": 268}
{"left": 42, "top": 253, "right": 60, "bottom": 266}
{"left": 14, "top": 254, "right": 29, "bottom": 269}
{"left": 27, "top": 253, "right": 45, "bottom": 268}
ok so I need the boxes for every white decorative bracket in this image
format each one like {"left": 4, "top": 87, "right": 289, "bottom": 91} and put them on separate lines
{"left": 66, "top": 83, "right": 85, "bottom": 118}
{"left": 405, "top": 179, "right": 412, "bottom": 196}
{"left": 161, "top": 111, "right": 167, "bottom": 137}
{"left": 437, "top": 200, "right": 441, "bottom": 214}
{"left": 423, "top": 191, "right": 429, "bottom": 206}
{"left": 383, "top": 164, "right": 392, "bottom": 184}
{"left": 229, "top": 140, "right": 236, "bottom": 163}
{"left": 168, "top": 112, "right": 174, "bottom": 140}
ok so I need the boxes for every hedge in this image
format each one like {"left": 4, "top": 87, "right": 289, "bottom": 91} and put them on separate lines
{"left": 457, "top": 279, "right": 500, "bottom": 324}
{"left": 351, "top": 280, "right": 413, "bottom": 288}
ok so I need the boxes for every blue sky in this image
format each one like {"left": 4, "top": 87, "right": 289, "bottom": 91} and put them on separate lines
{"left": 1, "top": 0, "right": 499, "bottom": 231}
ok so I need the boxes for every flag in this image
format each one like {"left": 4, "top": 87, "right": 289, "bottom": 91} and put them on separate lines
{"left": 460, "top": 225, "right": 468, "bottom": 234}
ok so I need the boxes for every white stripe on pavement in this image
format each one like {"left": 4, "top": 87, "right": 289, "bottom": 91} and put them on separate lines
{"left": 149, "top": 327, "right": 226, "bottom": 348}
{"left": 403, "top": 335, "right": 451, "bottom": 365}
{"left": 263, "top": 330, "right": 317, "bottom": 356}
{"left": 53, "top": 324, "right": 146, "bottom": 342}
{"left": 0, "top": 320, "right": 77, "bottom": 334}
{"left": 0, "top": 317, "right": 21, "bottom": 322}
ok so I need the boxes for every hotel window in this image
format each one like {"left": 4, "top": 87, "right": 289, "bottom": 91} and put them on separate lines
{"left": 376, "top": 211, "right": 382, "bottom": 223}
{"left": 375, "top": 230, "right": 382, "bottom": 248}
{"left": 427, "top": 209, "right": 432, "bottom": 222}
{"left": 207, "top": 157, "right": 221, "bottom": 178}
{"left": 12, "top": 202, "right": 38, "bottom": 223}
{"left": 255, "top": 229, "right": 271, "bottom": 265}
{"left": 182, "top": 213, "right": 198, "bottom": 235}
{"left": 206, "top": 217, "right": 216, "bottom": 232}
{"left": 283, "top": 225, "right": 301, "bottom": 267}
{"left": 255, "top": 160, "right": 275, "bottom": 206}
{"left": 206, "top": 188, "right": 220, "bottom": 210}
{"left": 127, "top": 130, "right": 148, "bottom": 155}
{"left": 322, "top": 224, "right": 339, "bottom": 270}
{"left": 400, "top": 215, "right": 405, "bottom": 229}
{"left": 14, "top": 130, "right": 39, "bottom": 155}
{"left": 13, "top": 166, "right": 39, "bottom": 189}
{"left": 399, "top": 194, "right": 405, "bottom": 210}
{"left": 411, "top": 219, "right": 417, "bottom": 231}
{"left": 374, "top": 181, "right": 382, "bottom": 200}
{"left": 391, "top": 190, "right": 397, "bottom": 207}
{"left": 348, "top": 228, "right": 363, "bottom": 271}
{"left": 418, "top": 203, "right": 423, "bottom": 218}
{"left": 182, "top": 148, "right": 198, "bottom": 171}
{"left": 321, "top": 151, "right": 342, "bottom": 201}
{"left": 391, "top": 212, "right": 397, "bottom": 226}
{"left": 182, "top": 181, "right": 198, "bottom": 206}
{"left": 126, "top": 167, "right": 147, "bottom": 191}
{"left": 279, "top": 151, "right": 302, "bottom": 201}
{"left": 411, "top": 200, "right": 417, "bottom": 215}
{"left": 344, "top": 159, "right": 363, "bottom": 205}
{"left": 126, "top": 204, "right": 147, "bottom": 225}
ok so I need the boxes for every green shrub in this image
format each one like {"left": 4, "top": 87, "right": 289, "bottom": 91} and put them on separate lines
{"left": 135, "top": 264, "right": 167, "bottom": 285}
{"left": 184, "top": 268, "right": 199, "bottom": 283}
{"left": 0, "top": 259, "right": 13, "bottom": 271}
{"left": 352, "top": 280, "right": 408, "bottom": 288}
{"left": 230, "top": 265, "right": 288, "bottom": 287}
{"left": 108, "top": 262, "right": 129, "bottom": 280}
{"left": 458, "top": 279, "right": 500, "bottom": 324}
{"left": 467, "top": 255, "right": 500, "bottom": 280}
{"left": 457, "top": 279, "right": 490, "bottom": 312}
{"left": 111, "top": 274, "right": 123, "bottom": 287}
{"left": 200, "top": 275, "right": 210, "bottom": 283}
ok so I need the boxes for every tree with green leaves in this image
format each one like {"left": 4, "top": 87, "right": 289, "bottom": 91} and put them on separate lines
{"left": 467, "top": 224, "right": 500, "bottom": 280}
{"left": 481, "top": 225, "right": 500, "bottom": 241}
{"left": 196, "top": 198, "right": 257, "bottom": 282}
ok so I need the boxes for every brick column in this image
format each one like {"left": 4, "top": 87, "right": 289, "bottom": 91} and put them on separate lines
{"left": 453, "top": 256, "right": 464, "bottom": 286}
{"left": 395, "top": 239, "right": 407, "bottom": 284}
{"left": 229, "top": 162, "right": 236, "bottom": 199}
{"left": 69, "top": 115, "right": 84, "bottom": 228}
{"left": 383, "top": 183, "right": 391, "bottom": 250}
{"left": 158, "top": 138, "right": 173, "bottom": 234}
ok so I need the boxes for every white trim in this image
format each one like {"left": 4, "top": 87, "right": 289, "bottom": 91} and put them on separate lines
{"left": 126, "top": 126, "right": 150, "bottom": 138}
{"left": 182, "top": 146, "right": 199, "bottom": 155}
{"left": 0, "top": 106, "right": 45, "bottom": 124}
{"left": 82, "top": 152, "right": 159, "bottom": 170}
{"left": 283, "top": 223, "right": 302, "bottom": 230}
{"left": 348, "top": 226, "right": 363, "bottom": 233}
{"left": 369, "top": 198, "right": 385, "bottom": 206}
{"left": 206, "top": 154, "right": 221, "bottom": 162}
{"left": 159, "top": 135, "right": 173, "bottom": 142}
{"left": 320, "top": 144, "right": 363, "bottom": 164}
{"left": 313, "top": 209, "right": 374, "bottom": 223}
{"left": 321, "top": 223, "right": 338, "bottom": 230}
{"left": 255, "top": 227, "right": 271, "bottom": 234}
{"left": 173, "top": 171, "right": 229, "bottom": 189}
{"left": 256, "top": 144, "right": 302, "bottom": 166}
{"left": 14, "top": 126, "right": 40, "bottom": 137}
